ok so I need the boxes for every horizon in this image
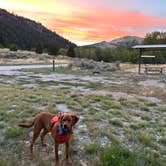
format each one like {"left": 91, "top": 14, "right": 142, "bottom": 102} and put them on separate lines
{"left": 0, "top": 0, "right": 166, "bottom": 46}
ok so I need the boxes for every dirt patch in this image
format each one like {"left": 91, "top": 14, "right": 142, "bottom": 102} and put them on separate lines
{"left": 138, "top": 79, "right": 166, "bottom": 88}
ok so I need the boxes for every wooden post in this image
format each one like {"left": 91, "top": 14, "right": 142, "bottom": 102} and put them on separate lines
{"left": 53, "top": 58, "right": 55, "bottom": 71}
{"left": 138, "top": 49, "right": 142, "bottom": 74}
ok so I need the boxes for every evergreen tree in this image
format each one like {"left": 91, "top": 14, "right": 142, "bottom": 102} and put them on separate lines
{"left": 47, "top": 44, "right": 59, "bottom": 56}
{"left": 144, "top": 31, "right": 166, "bottom": 44}
{"left": 0, "top": 36, "right": 5, "bottom": 47}
{"left": 66, "top": 45, "right": 76, "bottom": 57}
{"left": 35, "top": 42, "right": 43, "bottom": 54}
{"left": 9, "top": 44, "right": 17, "bottom": 51}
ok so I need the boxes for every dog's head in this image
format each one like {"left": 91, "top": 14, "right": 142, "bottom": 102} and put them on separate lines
{"left": 59, "top": 113, "right": 79, "bottom": 131}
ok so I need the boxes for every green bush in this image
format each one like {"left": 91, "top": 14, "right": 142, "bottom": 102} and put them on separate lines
{"left": 9, "top": 44, "right": 17, "bottom": 51}
{"left": 100, "top": 143, "right": 134, "bottom": 166}
{"left": 100, "top": 143, "right": 164, "bottom": 166}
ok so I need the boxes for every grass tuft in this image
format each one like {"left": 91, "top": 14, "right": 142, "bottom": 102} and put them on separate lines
{"left": 84, "top": 143, "right": 101, "bottom": 154}
{"left": 137, "top": 131, "right": 154, "bottom": 146}
{"left": 4, "top": 127, "right": 24, "bottom": 139}
{"left": 100, "top": 143, "right": 134, "bottom": 166}
{"left": 130, "top": 121, "right": 149, "bottom": 129}
{"left": 109, "top": 118, "right": 123, "bottom": 127}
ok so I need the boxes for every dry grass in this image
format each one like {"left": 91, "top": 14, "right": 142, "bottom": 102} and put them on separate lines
{"left": 121, "top": 63, "right": 166, "bottom": 74}
{"left": 0, "top": 49, "right": 70, "bottom": 65}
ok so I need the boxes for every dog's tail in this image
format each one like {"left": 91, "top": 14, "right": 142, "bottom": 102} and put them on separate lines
{"left": 18, "top": 119, "right": 35, "bottom": 128}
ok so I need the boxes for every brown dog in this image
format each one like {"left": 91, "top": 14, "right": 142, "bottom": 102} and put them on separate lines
{"left": 19, "top": 112, "right": 79, "bottom": 166}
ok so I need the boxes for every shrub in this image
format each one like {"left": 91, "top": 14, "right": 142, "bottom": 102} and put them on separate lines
{"left": 9, "top": 44, "right": 17, "bottom": 51}
{"left": 100, "top": 143, "right": 164, "bottom": 166}
{"left": 100, "top": 143, "right": 134, "bottom": 166}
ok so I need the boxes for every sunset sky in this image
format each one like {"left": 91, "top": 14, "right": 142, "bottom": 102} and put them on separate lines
{"left": 0, "top": 0, "right": 166, "bottom": 45}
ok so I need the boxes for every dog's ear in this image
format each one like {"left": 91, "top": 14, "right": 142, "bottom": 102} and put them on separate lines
{"left": 71, "top": 114, "right": 79, "bottom": 126}
{"left": 58, "top": 114, "right": 64, "bottom": 123}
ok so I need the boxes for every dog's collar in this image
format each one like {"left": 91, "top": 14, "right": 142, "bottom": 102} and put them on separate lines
{"left": 58, "top": 124, "right": 72, "bottom": 136}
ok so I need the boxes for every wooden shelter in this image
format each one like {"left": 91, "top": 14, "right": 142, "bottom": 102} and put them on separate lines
{"left": 132, "top": 44, "right": 166, "bottom": 74}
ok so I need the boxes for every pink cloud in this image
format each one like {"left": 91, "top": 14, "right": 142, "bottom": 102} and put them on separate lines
{"left": 13, "top": 8, "right": 166, "bottom": 44}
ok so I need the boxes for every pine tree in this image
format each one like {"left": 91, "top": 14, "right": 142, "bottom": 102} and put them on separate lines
{"left": 47, "top": 44, "right": 59, "bottom": 56}
{"left": 66, "top": 45, "right": 75, "bottom": 57}
{"left": 9, "top": 44, "right": 17, "bottom": 51}
{"left": 35, "top": 42, "right": 43, "bottom": 54}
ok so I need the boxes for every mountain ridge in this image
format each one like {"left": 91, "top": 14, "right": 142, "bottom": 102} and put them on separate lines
{"left": 0, "top": 8, "right": 75, "bottom": 50}
{"left": 86, "top": 36, "right": 144, "bottom": 48}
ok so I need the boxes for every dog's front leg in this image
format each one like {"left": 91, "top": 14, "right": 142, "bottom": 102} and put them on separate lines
{"left": 54, "top": 141, "right": 60, "bottom": 166}
{"left": 65, "top": 142, "right": 72, "bottom": 165}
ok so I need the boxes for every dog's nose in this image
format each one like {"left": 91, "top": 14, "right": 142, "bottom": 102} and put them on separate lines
{"left": 64, "top": 124, "right": 67, "bottom": 129}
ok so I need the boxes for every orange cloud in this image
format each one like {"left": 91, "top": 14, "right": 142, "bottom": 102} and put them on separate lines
{"left": 43, "top": 9, "right": 166, "bottom": 44}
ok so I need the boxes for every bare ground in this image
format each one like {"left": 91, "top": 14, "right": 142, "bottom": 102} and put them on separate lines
{"left": 0, "top": 49, "right": 165, "bottom": 165}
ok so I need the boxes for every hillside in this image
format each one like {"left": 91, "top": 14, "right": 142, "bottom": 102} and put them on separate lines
{"left": 88, "top": 36, "right": 144, "bottom": 48}
{"left": 0, "top": 8, "right": 75, "bottom": 50}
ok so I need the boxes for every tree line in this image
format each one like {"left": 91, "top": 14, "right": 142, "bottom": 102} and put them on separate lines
{"left": 72, "top": 31, "right": 166, "bottom": 64}
{"left": 0, "top": 30, "right": 166, "bottom": 64}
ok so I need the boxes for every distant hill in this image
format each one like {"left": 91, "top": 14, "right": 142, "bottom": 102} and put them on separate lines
{"left": 0, "top": 8, "right": 75, "bottom": 50}
{"left": 87, "top": 36, "right": 144, "bottom": 48}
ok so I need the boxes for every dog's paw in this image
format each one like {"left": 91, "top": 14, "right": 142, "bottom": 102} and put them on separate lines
{"left": 66, "top": 159, "right": 72, "bottom": 166}
{"left": 55, "top": 161, "right": 60, "bottom": 166}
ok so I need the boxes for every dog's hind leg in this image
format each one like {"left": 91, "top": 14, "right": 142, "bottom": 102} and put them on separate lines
{"left": 30, "top": 124, "right": 42, "bottom": 156}
{"left": 40, "top": 129, "right": 48, "bottom": 147}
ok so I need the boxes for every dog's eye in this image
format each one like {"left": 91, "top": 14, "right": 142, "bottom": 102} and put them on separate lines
{"left": 68, "top": 119, "right": 71, "bottom": 122}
